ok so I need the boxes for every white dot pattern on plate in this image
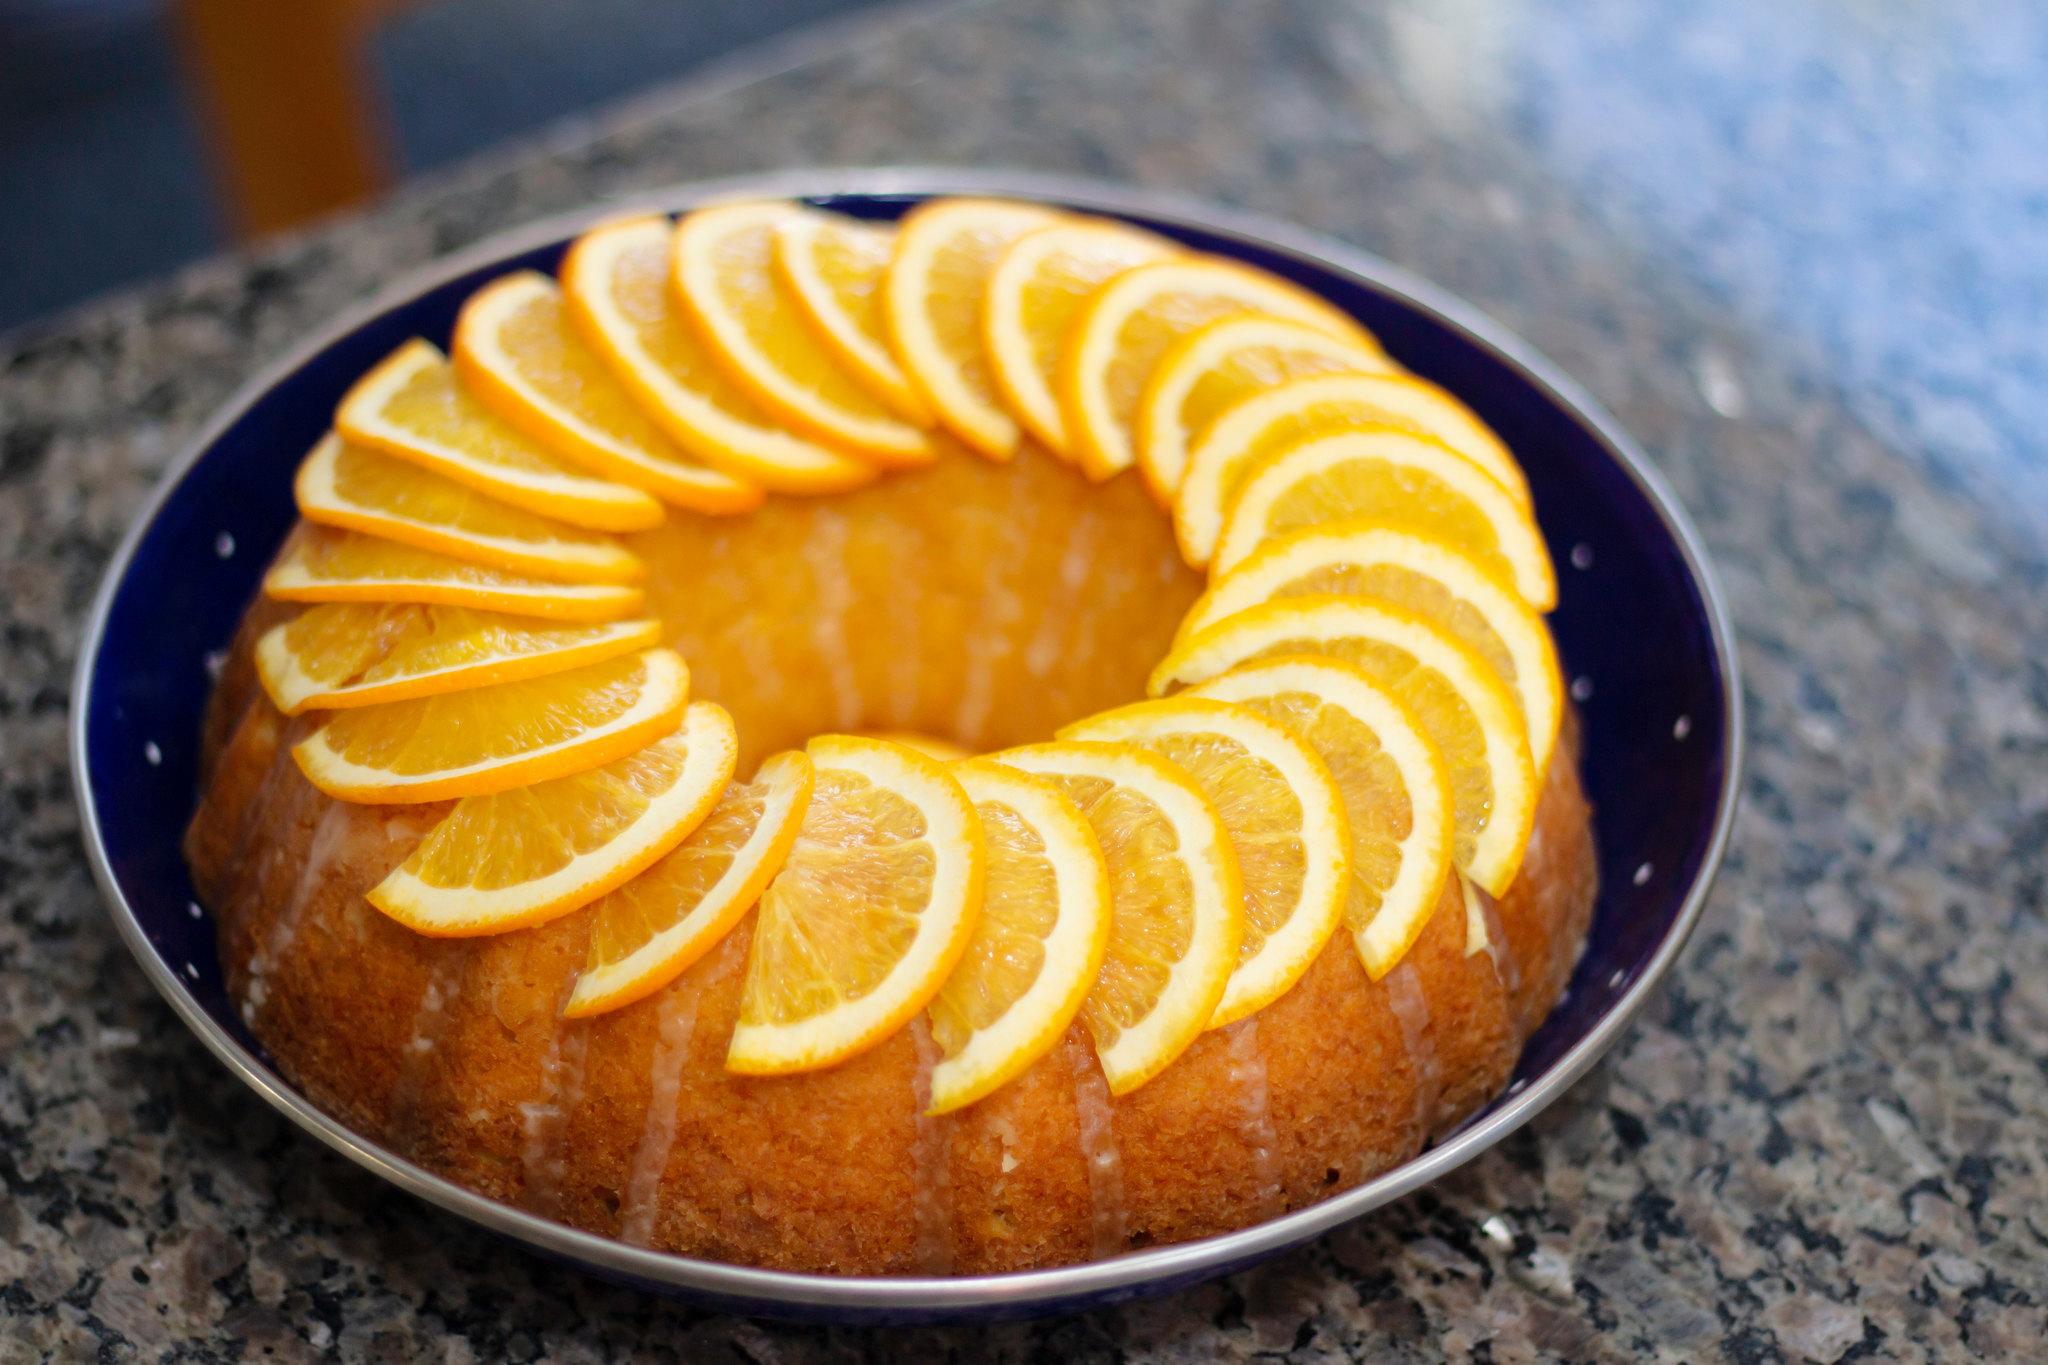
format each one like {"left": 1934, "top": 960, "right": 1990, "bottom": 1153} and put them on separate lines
{"left": 1570, "top": 542, "right": 1594, "bottom": 570}
{"left": 1570, "top": 675, "right": 1594, "bottom": 702}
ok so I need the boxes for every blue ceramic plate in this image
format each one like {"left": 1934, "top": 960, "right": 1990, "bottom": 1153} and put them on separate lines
{"left": 71, "top": 170, "right": 1741, "bottom": 1324}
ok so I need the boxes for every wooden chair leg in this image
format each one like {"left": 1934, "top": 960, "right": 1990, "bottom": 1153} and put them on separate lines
{"left": 170, "top": 0, "right": 398, "bottom": 238}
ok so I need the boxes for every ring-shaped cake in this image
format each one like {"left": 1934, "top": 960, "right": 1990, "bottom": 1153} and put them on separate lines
{"left": 182, "top": 195, "right": 1597, "bottom": 1276}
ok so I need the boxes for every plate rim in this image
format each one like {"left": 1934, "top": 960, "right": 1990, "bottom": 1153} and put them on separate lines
{"left": 69, "top": 166, "right": 1744, "bottom": 1318}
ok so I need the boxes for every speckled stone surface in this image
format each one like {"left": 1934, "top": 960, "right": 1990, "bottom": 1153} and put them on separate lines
{"left": 4, "top": 0, "right": 2046, "bottom": 1358}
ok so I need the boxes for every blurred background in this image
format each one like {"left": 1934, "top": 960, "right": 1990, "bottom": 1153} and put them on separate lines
{"left": 6, "top": 0, "right": 2040, "bottom": 518}
{"left": 0, "top": 0, "right": 888, "bottom": 333}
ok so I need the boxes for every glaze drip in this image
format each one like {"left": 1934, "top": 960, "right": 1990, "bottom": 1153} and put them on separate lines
{"left": 520, "top": 975, "right": 592, "bottom": 1219}
{"left": 1224, "top": 1017, "right": 1285, "bottom": 1219}
{"left": 803, "top": 508, "right": 863, "bottom": 730}
{"left": 952, "top": 493, "right": 1035, "bottom": 746}
{"left": 221, "top": 713, "right": 298, "bottom": 878}
{"left": 1066, "top": 1030, "right": 1128, "bottom": 1259}
{"left": 907, "top": 1016, "right": 958, "bottom": 1273}
{"left": 619, "top": 934, "right": 741, "bottom": 1245}
{"left": 882, "top": 519, "right": 928, "bottom": 728}
{"left": 620, "top": 984, "right": 702, "bottom": 1245}
{"left": 389, "top": 941, "right": 474, "bottom": 1146}
{"left": 1469, "top": 877, "right": 1524, "bottom": 1026}
{"left": 1382, "top": 960, "right": 1441, "bottom": 1140}
{"left": 1024, "top": 507, "right": 1103, "bottom": 682}
{"left": 242, "top": 800, "right": 346, "bottom": 1027}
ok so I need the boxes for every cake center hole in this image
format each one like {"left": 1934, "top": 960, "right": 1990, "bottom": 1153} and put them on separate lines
{"left": 631, "top": 450, "right": 1208, "bottom": 771}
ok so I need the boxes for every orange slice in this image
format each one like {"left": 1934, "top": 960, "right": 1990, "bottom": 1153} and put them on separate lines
{"left": 1061, "top": 698, "right": 1350, "bottom": 1027}
{"left": 990, "top": 740, "right": 1243, "bottom": 1094}
{"left": 1175, "top": 371, "right": 1533, "bottom": 565}
{"left": 294, "top": 647, "right": 688, "bottom": 804}
{"left": 1187, "top": 657, "right": 1453, "bottom": 978}
{"left": 335, "top": 339, "right": 663, "bottom": 532}
{"left": 294, "top": 436, "right": 646, "bottom": 585}
{"left": 1058, "top": 256, "right": 1377, "bottom": 482}
{"left": 674, "top": 202, "right": 933, "bottom": 465}
{"left": 858, "top": 731, "right": 973, "bottom": 763}
{"left": 1151, "top": 597, "right": 1536, "bottom": 895}
{"left": 772, "top": 209, "right": 932, "bottom": 423}
{"left": 566, "top": 748, "right": 814, "bottom": 1018}
{"left": 254, "top": 602, "right": 660, "bottom": 713}
{"left": 926, "top": 759, "right": 1113, "bottom": 1115}
{"left": 263, "top": 526, "right": 645, "bottom": 623}
{"left": 367, "top": 701, "right": 737, "bottom": 936}
{"left": 452, "top": 271, "right": 763, "bottom": 514}
{"left": 1135, "top": 314, "right": 1395, "bottom": 501}
{"left": 1181, "top": 522, "right": 1562, "bottom": 768}
{"left": 882, "top": 197, "right": 1065, "bottom": 459}
{"left": 983, "top": 220, "right": 1177, "bottom": 457}
{"left": 561, "top": 216, "right": 876, "bottom": 494}
{"left": 728, "top": 736, "right": 986, "bottom": 1074}
{"left": 1211, "top": 428, "right": 1557, "bottom": 609}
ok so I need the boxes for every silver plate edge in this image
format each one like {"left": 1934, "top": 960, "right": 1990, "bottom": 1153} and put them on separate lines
{"left": 68, "top": 166, "right": 1745, "bottom": 1316}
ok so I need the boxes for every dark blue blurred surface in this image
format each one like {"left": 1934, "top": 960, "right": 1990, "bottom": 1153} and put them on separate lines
{"left": 0, "top": 0, "right": 883, "bottom": 333}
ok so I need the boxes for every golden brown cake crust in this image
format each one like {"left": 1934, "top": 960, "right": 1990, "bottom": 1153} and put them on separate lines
{"left": 187, "top": 693, "right": 1595, "bottom": 1276}
{"left": 186, "top": 450, "right": 1598, "bottom": 1276}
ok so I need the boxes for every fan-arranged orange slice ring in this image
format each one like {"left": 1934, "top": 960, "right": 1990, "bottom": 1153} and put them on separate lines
{"left": 293, "top": 647, "right": 690, "bottom": 805}
{"left": 1151, "top": 596, "right": 1537, "bottom": 896}
{"left": 566, "top": 747, "right": 815, "bottom": 1018}
{"left": 674, "top": 201, "right": 934, "bottom": 466}
{"left": 293, "top": 436, "right": 647, "bottom": 585}
{"left": 925, "top": 759, "right": 1114, "bottom": 1115}
{"left": 561, "top": 216, "right": 879, "bottom": 495}
{"left": 1174, "top": 370, "right": 1534, "bottom": 567}
{"left": 453, "top": 270, "right": 764, "bottom": 514}
{"left": 367, "top": 701, "right": 739, "bottom": 936}
{"left": 772, "top": 209, "right": 934, "bottom": 424}
{"left": 1060, "top": 696, "right": 1351, "bottom": 1028}
{"left": 1210, "top": 427, "right": 1557, "bottom": 609}
{"left": 180, "top": 195, "right": 1609, "bottom": 1280}
{"left": 990, "top": 740, "right": 1245, "bottom": 1094}
{"left": 254, "top": 602, "right": 662, "bottom": 714}
{"left": 262, "top": 526, "right": 646, "bottom": 623}
{"left": 1182, "top": 520, "right": 1562, "bottom": 768}
{"left": 336, "top": 338, "right": 664, "bottom": 532}
{"left": 1058, "top": 256, "right": 1379, "bottom": 483}
{"left": 882, "top": 197, "right": 1067, "bottom": 459}
{"left": 983, "top": 219, "right": 1179, "bottom": 458}
{"left": 727, "top": 735, "right": 987, "bottom": 1075}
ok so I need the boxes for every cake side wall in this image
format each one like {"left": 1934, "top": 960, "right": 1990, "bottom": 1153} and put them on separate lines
{"left": 184, "top": 649, "right": 1598, "bottom": 1275}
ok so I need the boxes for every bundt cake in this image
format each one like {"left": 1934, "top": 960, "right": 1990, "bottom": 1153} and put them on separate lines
{"left": 183, "top": 196, "right": 1597, "bottom": 1276}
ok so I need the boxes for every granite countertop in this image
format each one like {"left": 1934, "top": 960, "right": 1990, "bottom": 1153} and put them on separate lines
{"left": 4, "top": 0, "right": 2045, "bottom": 1358}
